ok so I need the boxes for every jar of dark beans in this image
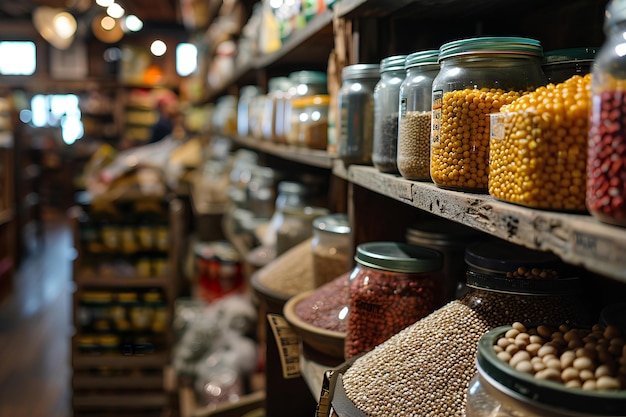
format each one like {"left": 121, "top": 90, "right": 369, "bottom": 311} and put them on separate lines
{"left": 588, "top": 0, "right": 626, "bottom": 227}
{"left": 336, "top": 64, "right": 380, "bottom": 164}
{"left": 345, "top": 241, "right": 444, "bottom": 359}
{"left": 372, "top": 55, "right": 407, "bottom": 174}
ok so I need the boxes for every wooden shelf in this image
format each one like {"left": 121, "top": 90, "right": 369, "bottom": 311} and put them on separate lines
{"left": 72, "top": 393, "right": 169, "bottom": 409}
{"left": 72, "top": 352, "right": 170, "bottom": 369}
{"left": 230, "top": 135, "right": 334, "bottom": 169}
{"left": 73, "top": 373, "right": 164, "bottom": 390}
{"left": 338, "top": 164, "right": 626, "bottom": 282}
{"left": 74, "top": 274, "right": 170, "bottom": 288}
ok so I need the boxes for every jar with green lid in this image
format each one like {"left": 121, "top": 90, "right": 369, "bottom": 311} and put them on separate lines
{"left": 431, "top": 37, "right": 546, "bottom": 192}
{"left": 300, "top": 94, "right": 330, "bottom": 150}
{"left": 543, "top": 47, "right": 598, "bottom": 84}
{"left": 276, "top": 205, "right": 330, "bottom": 256}
{"left": 336, "top": 64, "right": 380, "bottom": 164}
{"left": 466, "top": 324, "right": 626, "bottom": 417}
{"left": 284, "top": 70, "right": 328, "bottom": 145}
{"left": 372, "top": 55, "right": 407, "bottom": 173}
{"left": 312, "top": 213, "right": 352, "bottom": 287}
{"left": 397, "top": 50, "right": 440, "bottom": 181}
{"left": 345, "top": 241, "right": 444, "bottom": 359}
{"left": 588, "top": 0, "right": 626, "bottom": 227}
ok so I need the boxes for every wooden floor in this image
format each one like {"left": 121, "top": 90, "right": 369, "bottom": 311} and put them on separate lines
{"left": 0, "top": 214, "right": 74, "bottom": 417}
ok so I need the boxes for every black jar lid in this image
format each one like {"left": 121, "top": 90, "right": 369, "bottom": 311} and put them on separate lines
{"left": 355, "top": 241, "right": 442, "bottom": 273}
{"left": 464, "top": 239, "right": 581, "bottom": 294}
{"left": 477, "top": 326, "right": 626, "bottom": 416}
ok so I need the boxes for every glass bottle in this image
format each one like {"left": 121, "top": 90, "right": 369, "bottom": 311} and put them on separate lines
{"left": 431, "top": 37, "right": 546, "bottom": 192}
{"left": 588, "top": 0, "right": 626, "bottom": 227}
{"left": 397, "top": 49, "right": 439, "bottom": 181}
{"left": 336, "top": 64, "right": 380, "bottom": 164}
{"left": 372, "top": 55, "right": 407, "bottom": 174}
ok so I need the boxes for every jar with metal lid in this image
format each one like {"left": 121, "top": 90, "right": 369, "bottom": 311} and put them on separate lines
{"left": 276, "top": 205, "right": 330, "bottom": 256}
{"left": 286, "top": 96, "right": 308, "bottom": 145}
{"left": 431, "top": 37, "right": 546, "bottom": 192}
{"left": 336, "top": 64, "right": 380, "bottom": 164}
{"left": 344, "top": 241, "right": 444, "bottom": 359}
{"left": 372, "top": 55, "right": 407, "bottom": 173}
{"left": 588, "top": 0, "right": 626, "bottom": 227}
{"left": 300, "top": 94, "right": 330, "bottom": 150}
{"left": 543, "top": 47, "right": 598, "bottom": 84}
{"left": 284, "top": 71, "right": 328, "bottom": 145}
{"left": 405, "top": 216, "right": 483, "bottom": 300}
{"left": 397, "top": 50, "right": 440, "bottom": 181}
{"left": 466, "top": 324, "right": 626, "bottom": 417}
{"left": 312, "top": 213, "right": 352, "bottom": 287}
{"left": 237, "top": 85, "right": 261, "bottom": 137}
{"left": 246, "top": 166, "right": 278, "bottom": 220}
{"left": 264, "top": 181, "right": 310, "bottom": 248}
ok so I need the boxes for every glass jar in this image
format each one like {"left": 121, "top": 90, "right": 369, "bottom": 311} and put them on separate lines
{"left": 262, "top": 77, "right": 292, "bottom": 142}
{"left": 237, "top": 85, "right": 261, "bottom": 137}
{"left": 543, "top": 47, "right": 598, "bottom": 84}
{"left": 284, "top": 70, "right": 328, "bottom": 145}
{"left": 336, "top": 64, "right": 380, "bottom": 164}
{"left": 212, "top": 95, "right": 238, "bottom": 136}
{"left": 372, "top": 55, "right": 407, "bottom": 173}
{"left": 588, "top": 0, "right": 626, "bottom": 227}
{"left": 397, "top": 50, "right": 440, "bottom": 181}
{"left": 300, "top": 94, "right": 330, "bottom": 150}
{"left": 287, "top": 96, "right": 307, "bottom": 146}
{"left": 276, "top": 205, "right": 329, "bottom": 256}
{"left": 405, "top": 216, "right": 483, "bottom": 300}
{"left": 311, "top": 213, "right": 351, "bottom": 287}
{"left": 264, "top": 181, "right": 310, "bottom": 248}
{"left": 431, "top": 37, "right": 546, "bottom": 192}
{"left": 345, "top": 241, "right": 444, "bottom": 359}
{"left": 466, "top": 325, "right": 626, "bottom": 417}
{"left": 247, "top": 166, "right": 277, "bottom": 220}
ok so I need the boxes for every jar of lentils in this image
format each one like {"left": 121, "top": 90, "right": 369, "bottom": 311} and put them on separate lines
{"left": 397, "top": 49, "right": 440, "bottom": 181}
{"left": 312, "top": 213, "right": 352, "bottom": 288}
{"left": 336, "top": 64, "right": 380, "bottom": 164}
{"left": 372, "top": 55, "right": 407, "bottom": 174}
{"left": 431, "top": 37, "right": 546, "bottom": 192}
{"left": 344, "top": 241, "right": 444, "bottom": 359}
{"left": 588, "top": 0, "right": 626, "bottom": 227}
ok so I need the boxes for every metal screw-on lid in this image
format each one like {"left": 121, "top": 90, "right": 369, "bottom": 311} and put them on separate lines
{"left": 313, "top": 213, "right": 351, "bottom": 235}
{"left": 405, "top": 49, "right": 439, "bottom": 69}
{"left": 438, "top": 36, "right": 543, "bottom": 61}
{"left": 342, "top": 63, "right": 380, "bottom": 80}
{"left": 355, "top": 241, "right": 442, "bottom": 273}
{"left": 380, "top": 55, "right": 408, "bottom": 73}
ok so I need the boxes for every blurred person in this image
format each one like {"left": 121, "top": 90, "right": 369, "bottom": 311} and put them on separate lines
{"left": 149, "top": 90, "right": 180, "bottom": 143}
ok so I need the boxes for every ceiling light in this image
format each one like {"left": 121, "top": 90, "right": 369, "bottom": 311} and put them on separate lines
{"left": 124, "top": 15, "right": 143, "bottom": 32}
{"left": 150, "top": 40, "right": 167, "bottom": 56}
{"left": 53, "top": 12, "right": 77, "bottom": 40}
{"left": 96, "top": 0, "right": 114, "bottom": 7}
{"left": 107, "top": 3, "right": 125, "bottom": 19}
{"left": 101, "top": 16, "right": 116, "bottom": 31}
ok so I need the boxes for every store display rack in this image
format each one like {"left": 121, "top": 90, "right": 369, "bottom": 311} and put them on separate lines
{"left": 70, "top": 197, "right": 184, "bottom": 417}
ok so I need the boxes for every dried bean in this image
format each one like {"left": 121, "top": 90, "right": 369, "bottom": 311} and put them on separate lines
{"left": 294, "top": 272, "right": 350, "bottom": 333}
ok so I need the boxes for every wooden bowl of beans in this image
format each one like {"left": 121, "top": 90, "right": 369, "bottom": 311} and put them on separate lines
{"left": 283, "top": 290, "right": 347, "bottom": 359}
{"left": 477, "top": 323, "right": 626, "bottom": 416}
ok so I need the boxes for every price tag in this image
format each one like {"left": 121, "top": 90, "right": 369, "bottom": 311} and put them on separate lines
{"left": 267, "top": 313, "right": 302, "bottom": 379}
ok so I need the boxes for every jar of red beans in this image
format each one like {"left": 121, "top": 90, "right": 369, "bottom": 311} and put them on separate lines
{"left": 588, "top": 0, "right": 626, "bottom": 227}
{"left": 431, "top": 37, "right": 546, "bottom": 192}
{"left": 344, "top": 241, "right": 444, "bottom": 359}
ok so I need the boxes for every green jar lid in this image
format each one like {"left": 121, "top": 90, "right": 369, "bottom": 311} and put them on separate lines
{"left": 268, "top": 76, "right": 291, "bottom": 92}
{"left": 380, "top": 55, "right": 408, "bottom": 73}
{"left": 438, "top": 36, "right": 543, "bottom": 61}
{"left": 313, "top": 213, "right": 351, "bottom": 235}
{"left": 543, "top": 47, "right": 599, "bottom": 65}
{"left": 289, "top": 70, "right": 327, "bottom": 85}
{"left": 405, "top": 49, "right": 439, "bottom": 69}
{"left": 342, "top": 63, "right": 380, "bottom": 80}
{"left": 355, "top": 241, "right": 442, "bottom": 273}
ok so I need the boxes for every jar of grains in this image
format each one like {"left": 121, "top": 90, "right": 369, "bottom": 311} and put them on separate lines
{"left": 431, "top": 37, "right": 546, "bottom": 191}
{"left": 276, "top": 205, "right": 329, "bottom": 256}
{"left": 542, "top": 47, "right": 598, "bottom": 84}
{"left": 466, "top": 323, "right": 626, "bottom": 417}
{"left": 588, "top": 0, "right": 626, "bottom": 227}
{"left": 334, "top": 239, "right": 590, "bottom": 417}
{"left": 311, "top": 213, "right": 352, "bottom": 287}
{"left": 344, "top": 241, "right": 444, "bottom": 359}
{"left": 372, "top": 55, "right": 407, "bottom": 173}
{"left": 284, "top": 70, "right": 328, "bottom": 145}
{"left": 336, "top": 64, "right": 380, "bottom": 164}
{"left": 397, "top": 49, "right": 440, "bottom": 181}
{"left": 300, "top": 94, "right": 330, "bottom": 150}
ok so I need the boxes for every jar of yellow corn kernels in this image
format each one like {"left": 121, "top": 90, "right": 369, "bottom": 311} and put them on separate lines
{"left": 588, "top": 0, "right": 626, "bottom": 227}
{"left": 431, "top": 37, "right": 546, "bottom": 192}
